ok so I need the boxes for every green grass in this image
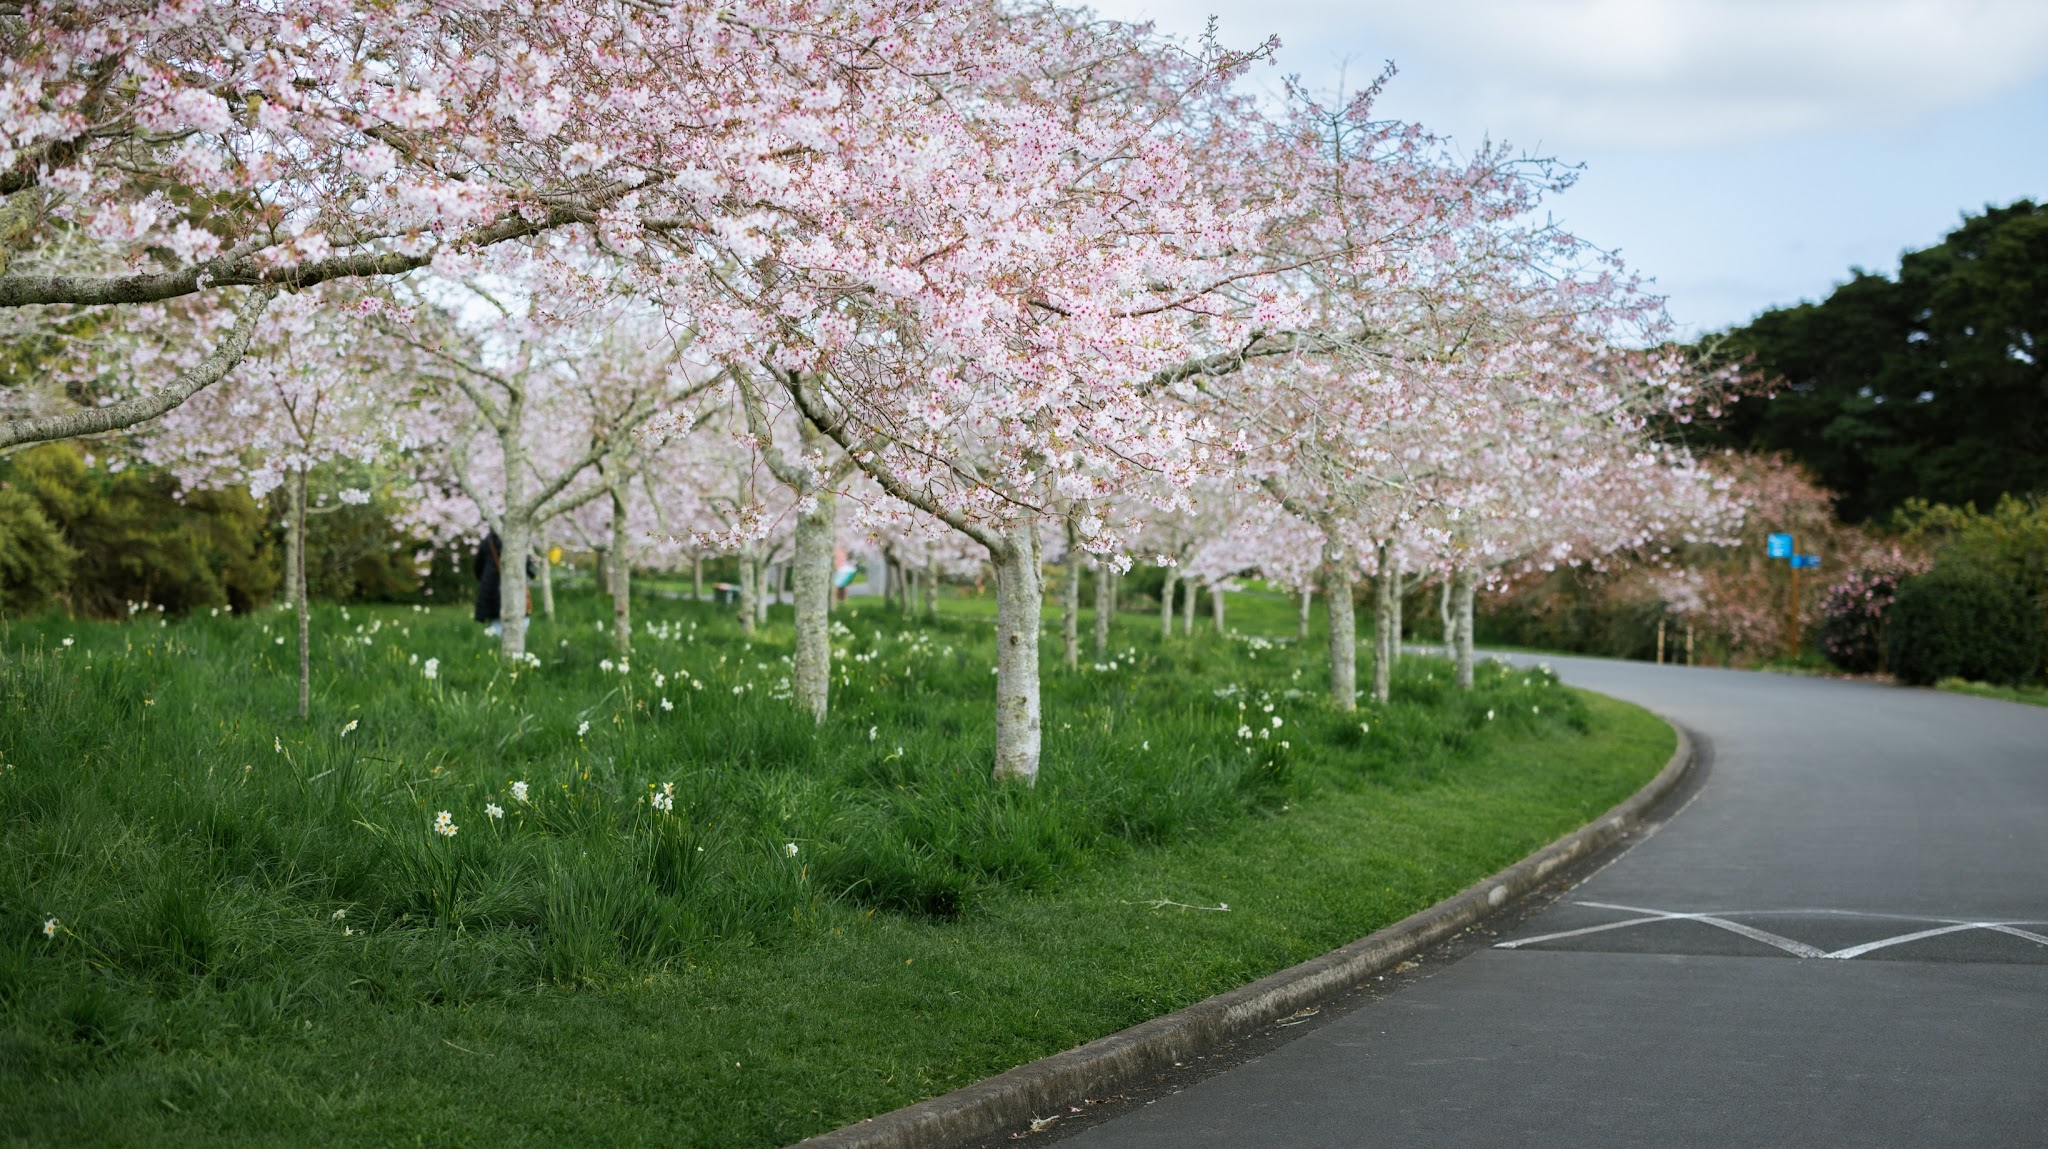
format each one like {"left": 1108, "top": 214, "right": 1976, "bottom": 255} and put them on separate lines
{"left": 0, "top": 590, "right": 1670, "bottom": 1147}
{"left": 1935, "top": 677, "right": 2048, "bottom": 707}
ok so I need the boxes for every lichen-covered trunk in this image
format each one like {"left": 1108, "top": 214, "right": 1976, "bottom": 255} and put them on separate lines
{"left": 737, "top": 549, "right": 757, "bottom": 637}
{"left": 609, "top": 486, "right": 631, "bottom": 657}
{"left": 1182, "top": 574, "right": 1196, "bottom": 635}
{"left": 1061, "top": 520, "right": 1081, "bottom": 669}
{"left": 1160, "top": 567, "right": 1177, "bottom": 640}
{"left": 281, "top": 480, "right": 301, "bottom": 611}
{"left": 496, "top": 407, "right": 532, "bottom": 662}
{"left": 691, "top": 555, "right": 703, "bottom": 602}
{"left": 1388, "top": 570, "right": 1404, "bottom": 668}
{"left": 1439, "top": 579, "right": 1454, "bottom": 653}
{"left": 991, "top": 526, "right": 1042, "bottom": 786}
{"left": 1453, "top": 568, "right": 1478, "bottom": 690}
{"left": 497, "top": 518, "right": 532, "bottom": 661}
{"left": 756, "top": 559, "right": 772, "bottom": 625}
{"left": 292, "top": 464, "right": 310, "bottom": 719}
{"left": 1324, "top": 537, "right": 1357, "bottom": 711}
{"left": 1298, "top": 584, "right": 1312, "bottom": 641}
{"left": 1373, "top": 543, "right": 1400, "bottom": 705}
{"left": 1209, "top": 580, "right": 1226, "bottom": 633}
{"left": 1093, "top": 559, "right": 1114, "bottom": 656}
{"left": 791, "top": 489, "right": 835, "bottom": 722}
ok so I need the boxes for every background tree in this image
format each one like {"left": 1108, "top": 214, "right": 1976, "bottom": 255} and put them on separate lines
{"left": 1700, "top": 201, "right": 2047, "bottom": 521}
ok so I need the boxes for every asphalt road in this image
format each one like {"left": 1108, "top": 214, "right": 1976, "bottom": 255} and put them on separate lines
{"left": 1062, "top": 658, "right": 2048, "bottom": 1147}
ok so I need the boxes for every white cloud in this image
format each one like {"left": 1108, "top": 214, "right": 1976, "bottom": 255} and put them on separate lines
{"left": 1097, "top": 0, "right": 2048, "bottom": 148}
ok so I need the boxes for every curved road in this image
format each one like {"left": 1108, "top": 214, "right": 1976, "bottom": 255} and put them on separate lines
{"left": 1065, "top": 657, "right": 2048, "bottom": 1147}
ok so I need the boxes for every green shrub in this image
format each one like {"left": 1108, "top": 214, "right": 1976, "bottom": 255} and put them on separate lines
{"left": 0, "top": 484, "right": 76, "bottom": 613}
{"left": 1883, "top": 566, "right": 2045, "bottom": 686}
{"left": 4, "top": 443, "right": 279, "bottom": 617}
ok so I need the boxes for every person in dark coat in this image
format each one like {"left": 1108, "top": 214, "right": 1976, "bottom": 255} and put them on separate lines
{"left": 473, "top": 531, "right": 503, "bottom": 632}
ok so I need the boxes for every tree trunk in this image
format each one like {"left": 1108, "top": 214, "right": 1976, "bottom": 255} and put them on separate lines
{"left": 1453, "top": 568, "right": 1478, "bottom": 690}
{"left": 1093, "top": 558, "right": 1114, "bottom": 656}
{"left": 1160, "top": 566, "right": 1178, "bottom": 640}
{"left": 691, "top": 554, "right": 703, "bottom": 602}
{"left": 1388, "top": 570, "right": 1405, "bottom": 668}
{"left": 1061, "top": 520, "right": 1081, "bottom": 670}
{"left": 922, "top": 558, "right": 937, "bottom": 619}
{"left": 537, "top": 541, "right": 555, "bottom": 621}
{"left": 1182, "top": 574, "right": 1197, "bottom": 635}
{"left": 1324, "top": 537, "right": 1357, "bottom": 711}
{"left": 1371, "top": 543, "right": 1394, "bottom": 706}
{"left": 1297, "top": 584, "right": 1312, "bottom": 641}
{"left": 991, "top": 526, "right": 1043, "bottom": 785}
{"left": 609, "top": 485, "right": 631, "bottom": 657}
{"left": 1439, "top": 579, "right": 1454, "bottom": 655}
{"left": 292, "top": 464, "right": 310, "bottom": 720}
{"left": 1209, "top": 579, "right": 1226, "bottom": 634}
{"left": 737, "top": 549, "right": 757, "bottom": 637}
{"left": 497, "top": 517, "right": 532, "bottom": 661}
{"left": 594, "top": 545, "right": 611, "bottom": 597}
{"left": 755, "top": 558, "right": 771, "bottom": 624}
{"left": 281, "top": 485, "right": 301, "bottom": 611}
{"left": 494, "top": 392, "right": 532, "bottom": 662}
{"left": 791, "top": 488, "right": 835, "bottom": 722}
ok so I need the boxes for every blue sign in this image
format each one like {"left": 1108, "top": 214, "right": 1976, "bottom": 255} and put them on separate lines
{"left": 1791, "top": 554, "right": 1822, "bottom": 570}
{"left": 1766, "top": 533, "right": 1794, "bottom": 559}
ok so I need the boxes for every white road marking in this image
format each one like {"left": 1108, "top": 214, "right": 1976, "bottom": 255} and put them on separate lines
{"left": 1984, "top": 923, "right": 2048, "bottom": 947}
{"left": 1495, "top": 903, "right": 2048, "bottom": 961}
{"left": 1576, "top": 901, "right": 1829, "bottom": 958}
{"left": 1825, "top": 923, "right": 1990, "bottom": 959}
{"left": 1492, "top": 914, "right": 1681, "bottom": 949}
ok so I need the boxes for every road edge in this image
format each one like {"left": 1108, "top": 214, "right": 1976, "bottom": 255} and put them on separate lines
{"left": 794, "top": 719, "right": 1696, "bottom": 1149}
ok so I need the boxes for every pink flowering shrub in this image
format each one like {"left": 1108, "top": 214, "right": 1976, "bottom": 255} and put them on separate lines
{"left": 1816, "top": 552, "right": 1930, "bottom": 673}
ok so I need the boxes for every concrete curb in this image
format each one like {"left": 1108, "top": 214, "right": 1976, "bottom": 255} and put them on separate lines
{"left": 795, "top": 721, "right": 1696, "bottom": 1149}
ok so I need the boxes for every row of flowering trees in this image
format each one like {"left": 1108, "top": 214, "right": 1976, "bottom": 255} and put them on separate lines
{"left": 2, "top": 0, "right": 1741, "bottom": 782}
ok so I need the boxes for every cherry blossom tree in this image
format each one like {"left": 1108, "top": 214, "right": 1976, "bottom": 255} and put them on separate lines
{"left": 385, "top": 264, "right": 714, "bottom": 661}
{"left": 0, "top": 0, "right": 660, "bottom": 448}
{"left": 144, "top": 285, "right": 417, "bottom": 715}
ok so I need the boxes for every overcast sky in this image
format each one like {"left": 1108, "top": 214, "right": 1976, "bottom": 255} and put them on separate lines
{"left": 1087, "top": 0, "right": 2048, "bottom": 335}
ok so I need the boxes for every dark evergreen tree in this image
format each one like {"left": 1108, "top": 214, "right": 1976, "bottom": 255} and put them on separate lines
{"left": 1697, "top": 201, "right": 2047, "bottom": 522}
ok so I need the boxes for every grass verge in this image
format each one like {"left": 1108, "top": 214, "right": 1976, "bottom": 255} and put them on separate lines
{"left": 1, "top": 593, "right": 1669, "bottom": 1147}
{"left": 1935, "top": 677, "right": 2048, "bottom": 708}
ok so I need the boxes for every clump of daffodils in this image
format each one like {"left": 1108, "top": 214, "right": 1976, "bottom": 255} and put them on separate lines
{"left": 485, "top": 803, "right": 504, "bottom": 821}
{"left": 422, "top": 657, "right": 439, "bottom": 681}
{"left": 339, "top": 719, "right": 359, "bottom": 737}
{"left": 433, "top": 810, "right": 458, "bottom": 838}
{"left": 511, "top": 781, "right": 530, "bottom": 803}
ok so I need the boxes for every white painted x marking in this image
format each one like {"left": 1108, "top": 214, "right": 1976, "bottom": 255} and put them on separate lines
{"left": 1495, "top": 902, "right": 2048, "bottom": 960}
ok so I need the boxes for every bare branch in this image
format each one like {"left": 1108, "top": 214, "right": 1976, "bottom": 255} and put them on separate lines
{"left": 0, "top": 205, "right": 592, "bottom": 309}
{"left": 781, "top": 373, "right": 1002, "bottom": 552}
{"left": 0, "top": 286, "right": 275, "bottom": 451}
